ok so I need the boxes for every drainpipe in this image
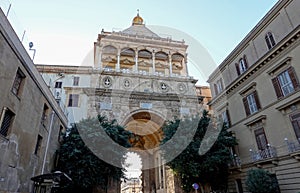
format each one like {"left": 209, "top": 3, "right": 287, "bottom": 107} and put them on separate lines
{"left": 41, "top": 110, "right": 55, "bottom": 174}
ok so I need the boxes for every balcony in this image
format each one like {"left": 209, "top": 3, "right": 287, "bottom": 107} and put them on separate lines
{"left": 228, "top": 154, "right": 242, "bottom": 171}
{"left": 249, "top": 145, "right": 278, "bottom": 165}
{"left": 284, "top": 138, "right": 300, "bottom": 160}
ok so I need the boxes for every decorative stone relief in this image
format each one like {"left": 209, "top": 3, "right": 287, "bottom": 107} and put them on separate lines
{"left": 102, "top": 76, "right": 112, "bottom": 88}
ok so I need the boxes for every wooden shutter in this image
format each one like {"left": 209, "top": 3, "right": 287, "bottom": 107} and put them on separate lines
{"left": 235, "top": 63, "right": 240, "bottom": 76}
{"left": 220, "top": 78, "right": 224, "bottom": 90}
{"left": 288, "top": 67, "right": 299, "bottom": 90}
{"left": 253, "top": 91, "right": 261, "bottom": 110}
{"left": 269, "top": 33, "right": 276, "bottom": 47}
{"left": 272, "top": 77, "right": 283, "bottom": 98}
{"left": 243, "top": 97, "right": 250, "bottom": 116}
{"left": 243, "top": 55, "right": 248, "bottom": 69}
{"left": 226, "top": 109, "right": 231, "bottom": 127}
{"left": 214, "top": 84, "right": 218, "bottom": 95}
{"left": 265, "top": 34, "right": 272, "bottom": 49}
{"left": 255, "top": 128, "right": 268, "bottom": 150}
{"left": 291, "top": 120, "right": 300, "bottom": 140}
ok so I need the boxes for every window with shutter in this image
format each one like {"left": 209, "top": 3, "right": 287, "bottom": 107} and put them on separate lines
{"left": 243, "top": 91, "right": 261, "bottom": 116}
{"left": 239, "top": 58, "right": 247, "bottom": 73}
{"left": 272, "top": 67, "right": 299, "bottom": 98}
{"left": 243, "top": 97, "right": 250, "bottom": 116}
{"left": 290, "top": 113, "right": 300, "bottom": 141}
{"left": 235, "top": 63, "right": 241, "bottom": 76}
{"left": 254, "top": 128, "right": 268, "bottom": 150}
{"left": 221, "top": 110, "right": 231, "bottom": 127}
{"left": 272, "top": 77, "right": 283, "bottom": 98}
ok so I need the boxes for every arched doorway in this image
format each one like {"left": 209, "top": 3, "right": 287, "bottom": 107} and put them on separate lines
{"left": 122, "top": 110, "right": 166, "bottom": 193}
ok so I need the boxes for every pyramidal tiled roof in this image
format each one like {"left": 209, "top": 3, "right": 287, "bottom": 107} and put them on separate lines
{"left": 122, "top": 25, "right": 160, "bottom": 38}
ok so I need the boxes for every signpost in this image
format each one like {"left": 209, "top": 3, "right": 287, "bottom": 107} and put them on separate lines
{"left": 192, "top": 183, "right": 199, "bottom": 193}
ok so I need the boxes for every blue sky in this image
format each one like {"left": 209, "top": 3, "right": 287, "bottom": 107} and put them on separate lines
{"left": 2, "top": 0, "right": 278, "bottom": 84}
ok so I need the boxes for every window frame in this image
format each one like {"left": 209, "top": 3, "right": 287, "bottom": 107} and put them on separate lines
{"left": 272, "top": 67, "right": 299, "bottom": 98}
{"left": 235, "top": 55, "right": 248, "bottom": 76}
{"left": 0, "top": 107, "right": 15, "bottom": 137}
{"left": 243, "top": 91, "right": 261, "bottom": 116}
{"left": 265, "top": 32, "right": 276, "bottom": 50}
{"left": 220, "top": 110, "right": 231, "bottom": 127}
{"left": 34, "top": 135, "right": 43, "bottom": 155}
{"left": 41, "top": 104, "right": 49, "bottom": 126}
{"left": 290, "top": 112, "right": 300, "bottom": 142}
{"left": 254, "top": 128, "right": 268, "bottom": 150}
{"left": 214, "top": 78, "right": 224, "bottom": 95}
{"left": 54, "top": 81, "right": 62, "bottom": 88}
{"left": 11, "top": 68, "right": 26, "bottom": 96}
{"left": 73, "top": 76, "right": 80, "bottom": 86}
{"left": 68, "top": 94, "right": 79, "bottom": 107}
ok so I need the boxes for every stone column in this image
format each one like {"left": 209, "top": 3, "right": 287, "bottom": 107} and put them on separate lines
{"left": 135, "top": 50, "right": 139, "bottom": 72}
{"left": 152, "top": 52, "right": 156, "bottom": 75}
{"left": 184, "top": 54, "right": 188, "bottom": 76}
{"left": 158, "top": 156, "right": 161, "bottom": 189}
{"left": 169, "top": 54, "right": 172, "bottom": 76}
{"left": 94, "top": 46, "right": 102, "bottom": 70}
{"left": 116, "top": 48, "right": 120, "bottom": 72}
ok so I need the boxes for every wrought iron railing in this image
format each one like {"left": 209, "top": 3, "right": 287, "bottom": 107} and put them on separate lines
{"left": 249, "top": 146, "right": 277, "bottom": 162}
{"left": 228, "top": 154, "right": 241, "bottom": 168}
{"left": 285, "top": 138, "right": 300, "bottom": 153}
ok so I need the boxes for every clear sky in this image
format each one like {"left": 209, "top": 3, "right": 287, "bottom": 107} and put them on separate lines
{"left": 2, "top": 0, "right": 278, "bottom": 85}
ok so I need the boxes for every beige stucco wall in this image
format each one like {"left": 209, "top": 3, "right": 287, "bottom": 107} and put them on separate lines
{"left": 208, "top": 0, "right": 300, "bottom": 192}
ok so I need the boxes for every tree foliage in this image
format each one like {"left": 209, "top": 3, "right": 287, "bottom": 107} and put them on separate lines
{"left": 245, "top": 169, "right": 280, "bottom": 193}
{"left": 161, "top": 110, "right": 237, "bottom": 192}
{"left": 55, "top": 115, "right": 133, "bottom": 193}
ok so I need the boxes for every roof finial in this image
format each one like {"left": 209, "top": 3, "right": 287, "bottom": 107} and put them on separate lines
{"left": 132, "top": 9, "right": 143, "bottom": 25}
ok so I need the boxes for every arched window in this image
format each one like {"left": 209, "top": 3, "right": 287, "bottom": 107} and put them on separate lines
{"left": 235, "top": 55, "right": 248, "bottom": 76}
{"left": 265, "top": 32, "right": 276, "bottom": 49}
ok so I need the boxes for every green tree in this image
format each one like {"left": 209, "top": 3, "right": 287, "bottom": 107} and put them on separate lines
{"left": 161, "top": 110, "right": 237, "bottom": 192}
{"left": 245, "top": 169, "right": 280, "bottom": 193}
{"left": 55, "top": 115, "right": 132, "bottom": 193}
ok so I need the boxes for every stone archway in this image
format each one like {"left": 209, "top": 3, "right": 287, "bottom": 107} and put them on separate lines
{"left": 122, "top": 110, "right": 166, "bottom": 193}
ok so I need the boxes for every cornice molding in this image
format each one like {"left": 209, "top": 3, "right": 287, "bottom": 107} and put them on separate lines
{"left": 209, "top": 27, "right": 300, "bottom": 107}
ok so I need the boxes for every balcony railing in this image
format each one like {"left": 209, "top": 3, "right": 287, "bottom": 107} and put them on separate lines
{"left": 228, "top": 154, "right": 241, "bottom": 168}
{"left": 285, "top": 138, "right": 300, "bottom": 153}
{"left": 249, "top": 146, "right": 277, "bottom": 162}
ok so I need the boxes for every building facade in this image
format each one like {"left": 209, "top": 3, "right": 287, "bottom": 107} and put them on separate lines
{"left": 36, "top": 13, "right": 211, "bottom": 193}
{"left": 0, "top": 8, "right": 68, "bottom": 193}
{"left": 207, "top": 0, "right": 300, "bottom": 192}
{"left": 121, "top": 178, "right": 142, "bottom": 193}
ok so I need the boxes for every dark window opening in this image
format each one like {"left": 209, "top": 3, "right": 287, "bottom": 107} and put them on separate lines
{"left": 0, "top": 108, "right": 15, "bottom": 137}
{"left": 265, "top": 32, "right": 276, "bottom": 49}
{"left": 54, "top": 82, "right": 62, "bottom": 88}
{"left": 68, "top": 94, "right": 79, "bottom": 107}
{"left": 73, "top": 77, "right": 80, "bottom": 86}
{"left": 34, "top": 135, "right": 43, "bottom": 155}
{"left": 11, "top": 68, "right": 25, "bottom": 96}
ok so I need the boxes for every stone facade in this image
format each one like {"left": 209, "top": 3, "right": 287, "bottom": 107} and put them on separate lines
{"left": 207, "top": 0, "right": 300, "bottom": 192}
{"left": 35, "top": 13, "right": 211, "bottom": 193}
{"left": 0, "top": 8, "right": 68, "bottom": 193}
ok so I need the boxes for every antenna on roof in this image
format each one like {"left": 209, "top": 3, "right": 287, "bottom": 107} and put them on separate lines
{"left": 29, "top": 42, "right": 36, "bottom": 61}
{"left": 137, "top": 9, "right": 139, "bottom": 15}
